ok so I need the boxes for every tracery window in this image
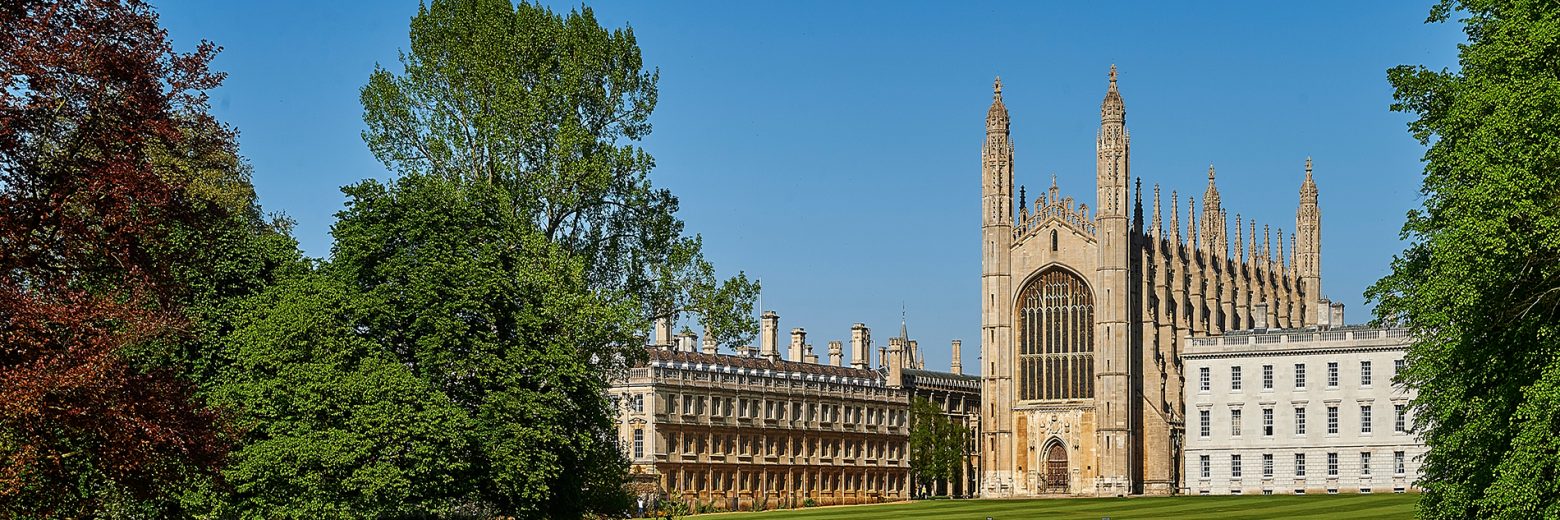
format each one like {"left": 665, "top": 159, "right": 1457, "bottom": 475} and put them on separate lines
{"left": 1016, "top": 268, "right": 1094, "bottom": 401}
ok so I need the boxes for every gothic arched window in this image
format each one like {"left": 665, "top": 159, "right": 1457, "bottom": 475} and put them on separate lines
{"left": 1016, "top": 268, "right": 1095, "bottom": 401}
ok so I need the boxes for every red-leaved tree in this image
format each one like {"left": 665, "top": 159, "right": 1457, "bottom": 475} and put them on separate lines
{"left": 0, "top": 0, "right": 231, "bottom": 514}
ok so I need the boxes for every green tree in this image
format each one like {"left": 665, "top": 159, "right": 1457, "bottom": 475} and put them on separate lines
{"left": 360, "top": 0, "right": 757, "bottom": 348}
{"left": 908, "top": 397, "right": 968, "bottom": 498}
{"left": 1367, "top": 1, "right": 1560, "bottom": 518}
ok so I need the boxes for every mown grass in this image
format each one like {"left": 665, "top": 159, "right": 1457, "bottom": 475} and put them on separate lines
{"left": 691, "top": 493, "right": 1417, "bottom": 520}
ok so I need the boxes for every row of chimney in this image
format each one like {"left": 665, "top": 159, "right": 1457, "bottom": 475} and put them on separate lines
{"left": 651, "top": 311, "right": 965, "bottom": 376}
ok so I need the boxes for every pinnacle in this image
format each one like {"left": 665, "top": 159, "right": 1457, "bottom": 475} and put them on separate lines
{"left": 994, "top": 76, "right": 1003, "bottom": 96}
{"left": 1208, "top": 164, "right": 1216, "bottom": 181}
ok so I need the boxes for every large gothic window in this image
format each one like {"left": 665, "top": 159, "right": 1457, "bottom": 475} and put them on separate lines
{"left": 1017, "top": 268, "right": 1095, "bottom": 401}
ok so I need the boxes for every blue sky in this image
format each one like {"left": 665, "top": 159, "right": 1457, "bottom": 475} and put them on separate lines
{"left": 157, "top": 1, "right": 1464, "bottom": 375}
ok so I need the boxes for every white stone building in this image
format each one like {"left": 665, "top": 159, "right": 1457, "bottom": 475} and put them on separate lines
{"left": 1182, "top": 317, "right": 1423, "bottom": 495}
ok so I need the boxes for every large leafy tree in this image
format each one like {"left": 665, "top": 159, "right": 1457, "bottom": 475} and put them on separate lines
{"left": 211, "top": 1, "right": 756, "bottom": 517}
{"left": 0, "top": 1, "right": 304, "bottom": 515}
{"left": 360, "top": 0, "right": 758, "bottom": 348}
{"left": 0, "top": 0, "right": 232, "bottom": 515}
{"left": 1368, "top": 1, "right": 1560, "bottom": 518}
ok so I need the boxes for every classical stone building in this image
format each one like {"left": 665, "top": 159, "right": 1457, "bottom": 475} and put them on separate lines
{"left": 612, "top": 314, "right": 915, "bottom": 511}
{"left": 979, "top": 67, "right": 1329, "bottom": 497}
{"left": 1182, "top": 324, "right": 1422, "bottom": 495}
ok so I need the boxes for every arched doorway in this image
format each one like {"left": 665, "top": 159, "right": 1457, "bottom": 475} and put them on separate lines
{"left": 1043, "top": 439, "right": 1068, "bottom": 493}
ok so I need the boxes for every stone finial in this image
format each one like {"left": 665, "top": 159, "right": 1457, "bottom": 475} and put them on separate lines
{"left": 1209, "top": 164, "right": 1216, "bottom": 181}
{"left": 1108, "top": 64, "right": 1118, "bottom": 89}
{"left": 994, "top": 75, "right": 1002, "bottom": 96}
{"left": 1019, "top": 185, "right": 1027, "bottom": 211}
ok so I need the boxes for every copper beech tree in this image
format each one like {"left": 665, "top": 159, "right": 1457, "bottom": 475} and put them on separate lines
{"left": 0, "top": 0, "right": 234, "bottom": 514}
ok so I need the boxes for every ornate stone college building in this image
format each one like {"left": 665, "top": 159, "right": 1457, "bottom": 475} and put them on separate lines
{"left": 611, "top": 312, "right": 981, "bottom": 509}
{"left": 979, "top": 67, "right": 1329, "bottom": 497}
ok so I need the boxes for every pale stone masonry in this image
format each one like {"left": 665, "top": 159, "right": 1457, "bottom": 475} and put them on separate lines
{"left": 1181, "top": 326, "right": 1423, "bottom": 495}
{"left": 611, "top": 314, "right": 980, "bottom": 509}
{"left": 980, "top": 67, "right": 1331, "bottom": 497}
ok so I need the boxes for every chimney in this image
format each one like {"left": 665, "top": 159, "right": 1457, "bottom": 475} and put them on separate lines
{"left": 951, "top": 339, "right": 963, "bottom": 375}
{"left": 789, "top": 328, "right": 806, "bottom": 362}
{"left": 654, "top": 316, "right": 673, "bottom": 347}
{"left": 701, "top": 334, "right": 718, "bottom": 355}
{"left": 1329, "top": 302, "right": 1345, "bottom": 327}
{"left": 828, "top": 340, "right": 843, "bottom": 367}
{"left": 850, "top": 323, "right": 871, "bottom": 369}
{"left": 760, "top": 311, "right": 780, "bottom": 361}
{"left": 1253, "top": 303, "right": 1269, "bottom": 331}
{"left": 676, "top": 331, "right": 696, "bottom": 353}
{"left": 1316, "top": 297, "right": 1333, "bottom": 329}
{"left": 908, "top": 340, "right": 920, "bottom": 369}
{"left": 887, "top": 338, "right": 904, "bottom": 388}
{"left": 804, "top": 344, "right": 819, "bottom": 364}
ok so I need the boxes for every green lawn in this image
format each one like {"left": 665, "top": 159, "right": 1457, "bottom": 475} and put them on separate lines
{"left": 691, "top": 493, "right": 1418, "bottom": 520}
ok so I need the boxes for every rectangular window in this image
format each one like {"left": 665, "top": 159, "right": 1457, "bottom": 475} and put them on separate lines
{"left": 1263, "top": 364, "right": 1274, "bottom": 390}
{"left": 1361, "top": 452, "right": 1373, "bottom": 476}
{"left": 1200, "top": 367, "right": 1211, "bottom": 392}
{"left": 1361, "top": 360, "right": 1373, "bottom": 386}
{"left": 1361, "top": 405, "right": 1373, "bottom": 433}
{"left": 1263, "top": 453, "right": 1274, "bottom": 478}
{"left": 1263, "top": 408, "right": 1275, "bottom": 436}
{"left": 1395, "top": 404, "right": 1407, "bottom": 433}
{"left": 1231, "top": 366, "right": 1243, "bottom": 391}
{"left": 1200, "top": 409, "right": 1211, "bottom": 438}
{"left": 1327, "top": 452, "right": 1339, "bottom": 476}
{"left": 1327, "top": 362, "right": 1339, "bottom": 388}
{"left": 1394, "top": 451, "right": 1406, "bottom": 475}
{"left": 1200, "top": 455, "right": 1211, "bottom": 478}
{"left": 1231, "top": 454, "right": 1243, "bottom": 478}
{"left": 1327, "top": 406, "right": 1339, "bottom": 434}
{"left": 1295, "top": 453, "right": 1307, "bottom": 477}
{"left": 1295, "top": 363, "right": 1307, "bottom": 389}
{"left": 1231, "top": 409, "right": 1242, "bottom": 437}
{"left": 633, "top": 429, "right": 644, "bottom": 459}
{"left": 1295, "top": 407, "right": 1307, "bottom": 435}
{"left": 1395, "top": 358, "right": 1406, "bottom": 380}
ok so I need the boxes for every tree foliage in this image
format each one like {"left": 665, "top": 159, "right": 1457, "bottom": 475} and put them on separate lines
{"left": 209, "top": 1, "right": 755, "bottom": 517}
{"left": 0, "top": 0, "right": 248, "bottom": 515}
{"left": 360, "top": 0, "right": 757, "bottom": 348}
{"left": 908, "top": 397, "right": 968, "bottom": 497}
{"left": 1367, "top": 1, "right": 1560, "bottom": 518}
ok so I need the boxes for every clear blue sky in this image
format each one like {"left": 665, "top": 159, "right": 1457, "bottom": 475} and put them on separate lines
{"left": 157, "top": 1, "right": 1464, "bottom": 375}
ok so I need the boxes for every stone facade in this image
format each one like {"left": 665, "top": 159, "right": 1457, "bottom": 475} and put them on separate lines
{"left": 611, "top": 314, "right": 979, "bottom": 510}
{"left": 1182, "top": 326, "right": 1423, "bottom": 495}
{"left": 980, "top": 67, "right": 1330, "bottom": 497}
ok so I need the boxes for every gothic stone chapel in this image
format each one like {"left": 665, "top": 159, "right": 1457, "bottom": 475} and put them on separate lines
{"left": 978, "top": 67, "right": 1327, "bottom": 497}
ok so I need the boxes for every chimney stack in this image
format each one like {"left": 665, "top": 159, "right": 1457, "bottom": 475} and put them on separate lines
{"left": 1253, "top": 303, "right": 1269, "bottom": 331}
{"left": 654, "top": 316, "right": 673, "bottom": 347}
{"left": 887, "top": 338, "right": 904, "bottom": 388}
{"left": 1316, "top": 297, "right": 1333, "bottom": 329}
{"left": 1329, "top": 302, "right": 1345, "bottom": 327}
{"left": 789, "top": 328, "right": 806, "bottom": 362}
{"left": 850, "top": 323, "right": 871, "bottom": 369}
{"left": 760, "top": 311, "right": 780, "bottom": 361}
{"left": 676, "top": 331, "right": 696, "bottom": 353}
{"left": 828, "top": 341, "right": 843, "bottom": 367}
{"left": 951, "top": 339, "right": 963, "bottom": 375}
{"left": 701, "top": 334, "right": 718, "bottom": 355}
{"left": 804, "top": 344, "right": 819, "bottom": 364}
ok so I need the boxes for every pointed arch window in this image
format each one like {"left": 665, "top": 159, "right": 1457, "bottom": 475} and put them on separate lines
{"left": 1016, "top": 268, "right": 1095, "bottom": 401}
